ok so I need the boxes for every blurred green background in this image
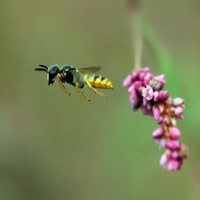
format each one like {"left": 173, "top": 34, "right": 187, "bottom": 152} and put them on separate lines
{"left": 0, "top": 0, "right": 199, "bottom": 199}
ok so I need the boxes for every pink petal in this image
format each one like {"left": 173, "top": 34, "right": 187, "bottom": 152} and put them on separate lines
{"left": 152, "top": 127, "right": 164, "bottom": 139}
{"left": 142, "top": 85, "right": 154, "bottom": 101}
{"left": 123, "top": 75, "right": 132, "bottom": 87}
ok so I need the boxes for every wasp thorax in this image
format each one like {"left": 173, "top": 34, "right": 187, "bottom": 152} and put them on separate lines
{"left": 47, "top": 65, "right": 59, "bottom": 85}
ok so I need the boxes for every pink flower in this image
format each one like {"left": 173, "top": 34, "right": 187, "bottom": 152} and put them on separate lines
{"left": 169, "top": 126, "right": 181, "bottom": 140}
{"left": 123, "top": 75, "right": 132, "bottom": 88}
{"left": 152, "top": 127, "right": 164, "bottom": 139}
{"left": 123, "top": 67, "right": 188, "bottom": 171}
{"left": 160, "top": 151, "right": 183, "bottom": 171}
{"left": 142, "top": 85, "right": 154, "bottom": 101}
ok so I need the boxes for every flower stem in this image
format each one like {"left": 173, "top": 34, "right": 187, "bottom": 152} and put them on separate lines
{"left": 132, "top": 14, "right": 142, "bottom": 70}
{"left": 128, "top": 0, "right": 142, "bottom": 70}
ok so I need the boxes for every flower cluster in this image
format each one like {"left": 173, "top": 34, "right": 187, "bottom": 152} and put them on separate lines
{"left": 123, "top": 67, "right": 188, "bottom": 171}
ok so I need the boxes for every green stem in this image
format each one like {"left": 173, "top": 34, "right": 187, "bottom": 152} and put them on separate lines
{"left": 130, "top": 11, "right": 142, "bottom": 70}
{"left": 127, "top": 0, "right": 142, "bottom": 70}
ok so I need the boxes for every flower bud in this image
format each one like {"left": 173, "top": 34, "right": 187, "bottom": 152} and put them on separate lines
{"left": 123, "top": 75, "right": 132, "bottom": 88}
{"left": 174, "top": 106, "right": 184, "bottom": 119}
{"left": 160, "top": 151, "right": 183, "bottom": 171}
{"left": 152, "top": 127, "right": 164, "bottom": 139}
{"left": 173, "top": 98, "right": 184, "bottom": 107}
{"left": 149, "top": 74, "right": 165, "bottom": 91}
{"left": 169, "top": 126, "right": 180, "bottom": 140}
{"left": 165, "top": 140, "right": 181, "bottom": 151}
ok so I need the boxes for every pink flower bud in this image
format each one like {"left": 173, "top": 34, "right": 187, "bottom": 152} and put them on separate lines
{"left": 160, "top": 152, "right": 183, "bottom": 171}
{"left": 123, "top": 75, "right": 132, "bottom": 88}
{"left": 173, "top": 98, "right": 184, "bottom": 106}
{"left": 134, "top": 81, "right": 143, "bottom": 91}
{"left": 174, "top": 106, "right": 184, "bottom": 119}
{"left": 129, "top": 90, "right": 142, "bottom": 110}
{"left": 131, "top": 70, "right": 140, "bottom": 81}
{"left": 153, "top": 107, "right": 160, "bottom": 122}
{"left": 171, "top": 151, "right": 179, "bottom": 159}
{"left": 143, "top": 73, "right": 153, "bottom": 85}
{"left": 166, "top": 159, "right": 182, "bottom": 171}
{"left": 153, "top": 104, "right": 165, "bottom": 124}
{"left": 169, "top": 126, "right": 180, "bottom": 140}
{"left": 128, "top": 84, "right": 134, "bottom": 93}
{"left": 154, "top": 91, "right": 169, "bottom": 102}
{"left": 139, "top": 68, "right": 151, "bottom": 81}
{"left": 149, "top": 74, "right": 165, "bottom": 91}
{"left": 165, "top": 140, "right": 181, "bottom": 151}
{"left": 152, "top": 127, "right": 164, "bottom": 139}
{"left": 143, "top": 67, "right": 150, "bottom": 73}
{"left": 166, "top": 97, "right": 173, "bottom": 105}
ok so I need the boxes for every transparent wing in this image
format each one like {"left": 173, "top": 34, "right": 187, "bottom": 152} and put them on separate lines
{"left": 78, "top": 66, "right": 101, "bottom": 74}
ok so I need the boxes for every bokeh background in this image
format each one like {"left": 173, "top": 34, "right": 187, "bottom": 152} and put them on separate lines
{"left": 0, "top": 0, "right": 200, "bottom": 199}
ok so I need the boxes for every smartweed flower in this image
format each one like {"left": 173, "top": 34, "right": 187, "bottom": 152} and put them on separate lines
{"left": 123, "top": 67, "right": 188, "bottom": 171}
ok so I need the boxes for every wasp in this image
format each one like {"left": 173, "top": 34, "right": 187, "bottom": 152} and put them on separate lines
{"left": 34, "top": 64, "right": 114, "bottom": 102}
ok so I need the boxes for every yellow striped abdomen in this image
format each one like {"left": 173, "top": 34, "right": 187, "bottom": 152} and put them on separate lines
{"left": 84, "top": 74, "right": 114, "bottom": 89}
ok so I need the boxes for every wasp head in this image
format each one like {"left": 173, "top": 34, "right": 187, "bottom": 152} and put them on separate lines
{"left": 35, "top": 64, "right": 60, "bottom": 85}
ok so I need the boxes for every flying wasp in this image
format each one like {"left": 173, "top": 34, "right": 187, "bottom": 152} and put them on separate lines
{"left": 34, "top": 64, "right": 114, "bottom": 102}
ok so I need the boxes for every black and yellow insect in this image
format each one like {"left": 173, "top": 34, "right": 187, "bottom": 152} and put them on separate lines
{"left": 34, "top": 64, "right": 114, "bottom": 102}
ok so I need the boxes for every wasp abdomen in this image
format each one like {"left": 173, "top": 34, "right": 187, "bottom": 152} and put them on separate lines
{"left": 85, "top": 74, "right": 114, "bottom": 89}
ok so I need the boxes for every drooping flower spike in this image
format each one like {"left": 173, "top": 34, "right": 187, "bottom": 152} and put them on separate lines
{"left": 123, "top": 67, "right": 188, "bottom": 171}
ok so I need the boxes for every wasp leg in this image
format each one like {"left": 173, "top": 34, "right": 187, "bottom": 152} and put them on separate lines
{"left": 75, "top": 82, "right": 91, "bottom": 102}
{"left": 58, "top": 79, "right": 71, "bottom": 96}
{"left": 85, "top": 81, "right": 108, "bottom": 98}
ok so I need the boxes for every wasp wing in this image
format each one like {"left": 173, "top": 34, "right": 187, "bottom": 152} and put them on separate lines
{"left": 78, "top": 66, "right": 101, "bottom": 74}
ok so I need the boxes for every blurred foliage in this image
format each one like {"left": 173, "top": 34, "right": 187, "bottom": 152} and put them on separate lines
{"left": 142, "top": 23, "right": 179, "bottom": 96}
{"left": 0, "top": 0, "right": 200, "bottom": 200}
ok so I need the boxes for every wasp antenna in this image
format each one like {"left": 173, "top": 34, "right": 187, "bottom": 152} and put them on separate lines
{"left": 38, "top": 64, "right": 48, "bottom": 70}
{"left": 34, "top": 68, "right": 48, "bottom": 72}
{"left": 34, "top": 64, "right": 48, "bottom": 72}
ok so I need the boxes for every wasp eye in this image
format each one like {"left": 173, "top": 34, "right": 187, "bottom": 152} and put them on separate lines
{"left": 47, "top": 65, "right": 59, "bottom": 85}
